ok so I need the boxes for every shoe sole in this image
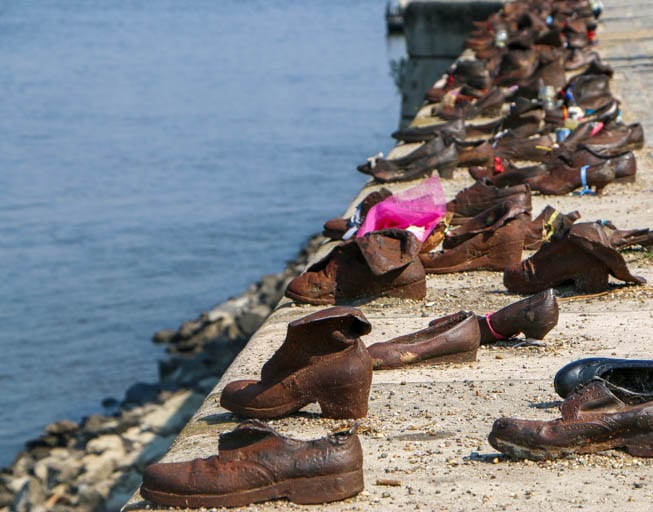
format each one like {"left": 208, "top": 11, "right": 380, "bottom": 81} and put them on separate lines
{"left": 372, "top": 346, "right": 478, "bottom": 370}
{"left": 489, "top": 432, "right": 653, "bottom": 461}
{"left": 140, "top": 468, "right": 364, "bottom": 508}
{"left": 285, "top": 279, "right": 425, "bottom": 306}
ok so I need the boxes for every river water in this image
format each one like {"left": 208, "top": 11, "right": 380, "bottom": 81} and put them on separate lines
{"left": 0, "top": 1, "right": 405, "bottom": 465}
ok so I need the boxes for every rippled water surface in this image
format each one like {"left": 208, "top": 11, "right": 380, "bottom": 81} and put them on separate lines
{"left": 0, "top": 0, "right": 404, "bottom": 465}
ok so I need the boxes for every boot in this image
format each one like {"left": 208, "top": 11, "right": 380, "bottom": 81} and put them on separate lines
{"left": 220, "top": 307, "right": 373, "bottom": 419}
{"left": 285, "top": 229, "right": 426, "bottom": 305}
{"left": 504, "top": 222, "right": 646, "bottom": 294}
{"left": 420, "top": 201, "right": 529, "bottom": 274}
{"left": 367, "top": 311, "right": 480, "bottom": 369}
{"left": 478, "top": 289, "right": 559, "bottom": 344}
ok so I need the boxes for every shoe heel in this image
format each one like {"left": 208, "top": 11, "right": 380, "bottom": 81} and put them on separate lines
{"left": 317, "top": 384, "right": 370, "bottom": 419}
{"left": 386, "top": 278, "right": 426, "bottom": 301}
{"left": 625, "top": 433, "right": 653, "bottom": 457}
{"left": 288, "top": 469, "right": 364, "bottom": 504}
{"left": 438, "top": 162, "right": 456, "bottom": 179}
{"left": 520, "top": 325, "right": 554, "bottom": 340}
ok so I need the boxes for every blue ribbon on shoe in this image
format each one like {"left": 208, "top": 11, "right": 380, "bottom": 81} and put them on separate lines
{"left": 573, "top": 165, "right": 596, "bottom": 196}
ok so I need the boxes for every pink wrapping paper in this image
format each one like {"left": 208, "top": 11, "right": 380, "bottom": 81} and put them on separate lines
{"left": 357, "top": 175, "right": 447, "bottom": 242}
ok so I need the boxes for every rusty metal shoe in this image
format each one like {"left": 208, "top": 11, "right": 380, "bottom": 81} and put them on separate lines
{"left": 488, "top": 386, "right": 653, "bottom": 461}
{"left": 478, "top": 288, "right": 559, "bottom": 344}
{"left": 580, "top": 122, "right": 645, "bottom": 157}
{"left": 391, "top": 118, "right": 466, "bottom": 144}
{"left": 554, "top": 357, "right": 653, "bottom": 399}
{"left": 523, "top": 206, "right": 581, "bottom": 250}
{"left": 220, "top": 307, "right": 372, "bottom": 419}
{"left": 322, "top": 188, "right": 392, "bottom": 240}
{"left": 357, "top": 134, "right": 451, "bottom": 174}
{"left": 525, "top": 159, "right": 616, "bottom": 196}
{"left": 504, "top": 222, "right": 646, "bottom": 294}
{"left": 367, "top": 311, "right": 480, "bottom": 369}
{"left": 285, "top": 229, "right": 426, "bottom": 305}
{"left": 364, "top": 144, "right": 459, "bottom": 182}
{"left": 447, "top": 179, "right": 532, "bottom": 224}
{"left": 140, "top": 420, "right": 364, "bottom": 508}
{"left": 420, "top": 201, "right": 529, "bottom": 274}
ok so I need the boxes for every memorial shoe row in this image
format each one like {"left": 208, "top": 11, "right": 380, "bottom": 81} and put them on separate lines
{"left": 359, "top": 0, "right": 644, "bottom": 193}
{"left": 139, "top": 305, "right": 653, "bottom": 506}
{"left": 137, "top": 0, "right": 653, "bottom": 508}
{"left": 140, "top": 298, "right": 558, "bottom": 507}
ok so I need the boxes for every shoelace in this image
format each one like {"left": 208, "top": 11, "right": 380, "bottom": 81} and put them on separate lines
{"left": 573, "top": 165, "right": 596, "bottom": 196}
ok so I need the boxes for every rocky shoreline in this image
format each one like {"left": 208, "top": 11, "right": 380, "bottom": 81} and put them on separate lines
{"left": 0, "top": 235, "right": 323, "bottom": 512}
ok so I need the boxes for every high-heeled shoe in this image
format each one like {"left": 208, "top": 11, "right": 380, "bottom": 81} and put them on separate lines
{"left": 477, "top": 289, "right": 559, "bottom": 344}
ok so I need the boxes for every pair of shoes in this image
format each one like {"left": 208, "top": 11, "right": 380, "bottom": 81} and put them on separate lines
{"left": 367, "top": 289, "right": 559, "bottom": 369}
{"left": 141, "top": 307, "right": 374, "bottom": 508}
{"left": 489, "top": 369, "right": 653, "bottom": 461}
{"left": 504, "top": 221, "right": 646, "bottom": 294}
{"left": 285, "top": 228, "right": 426, "bottom": 305}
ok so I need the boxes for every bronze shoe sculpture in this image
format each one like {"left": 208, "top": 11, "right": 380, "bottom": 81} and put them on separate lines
{"left": 140, "top": 420, "right": 364, "bottom": 508}
{"left": 554, "top": 357, "right": 653, "bottom": 398}
{"left": 420, "top": 201, "right": 529, "bottom": 274}
{"left": 524, "top": 159, "right": 616, "bottom": 196}
{"left": 523, "top": 206, "right": 581, "bottom": 250}
{"left": 285, "top": 229, "right": 426, "bottom": 305}
{"left": 367, "top": 311, "right": 480, "bottom": 369}
{"left": 504, "top": 222, "right": 646, "bottom": 294}
{"left": 362, "top": 143, "right": 459, "bottom": 182}
{"left": 322, "top": 188, "right": 392, "bottom": 240}
{"left": 220, "top": 307, "right": 372, "bottom": 419}
{"left": 488, "top": 382, "right": 653, "bottom": 461}
{"left": 391, "top": 118, "right": 466, "bottom": 143}
{"left": 478, "top": 288, "right": 559, "bottom": 344}
{"left": 356, "top": 134, "right": 451, "bottom": 174}
{"left": 447, "top": 179, "right": 532, "bottom": 223}
{"left": 580, "top": 122, "right": 644, "bottom": 157}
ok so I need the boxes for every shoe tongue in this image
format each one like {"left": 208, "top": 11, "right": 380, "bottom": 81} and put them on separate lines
{"left": 219, "top": 420, "right": 277, "bottom": 451}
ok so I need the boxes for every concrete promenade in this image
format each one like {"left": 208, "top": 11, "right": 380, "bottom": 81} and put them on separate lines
{"left": 125, "top": 1, "right": 653, "bottom": 510}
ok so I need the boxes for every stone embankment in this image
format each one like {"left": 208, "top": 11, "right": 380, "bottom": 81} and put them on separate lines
{"left": 0, "top": 236, "right": 322, "bottom": 512}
